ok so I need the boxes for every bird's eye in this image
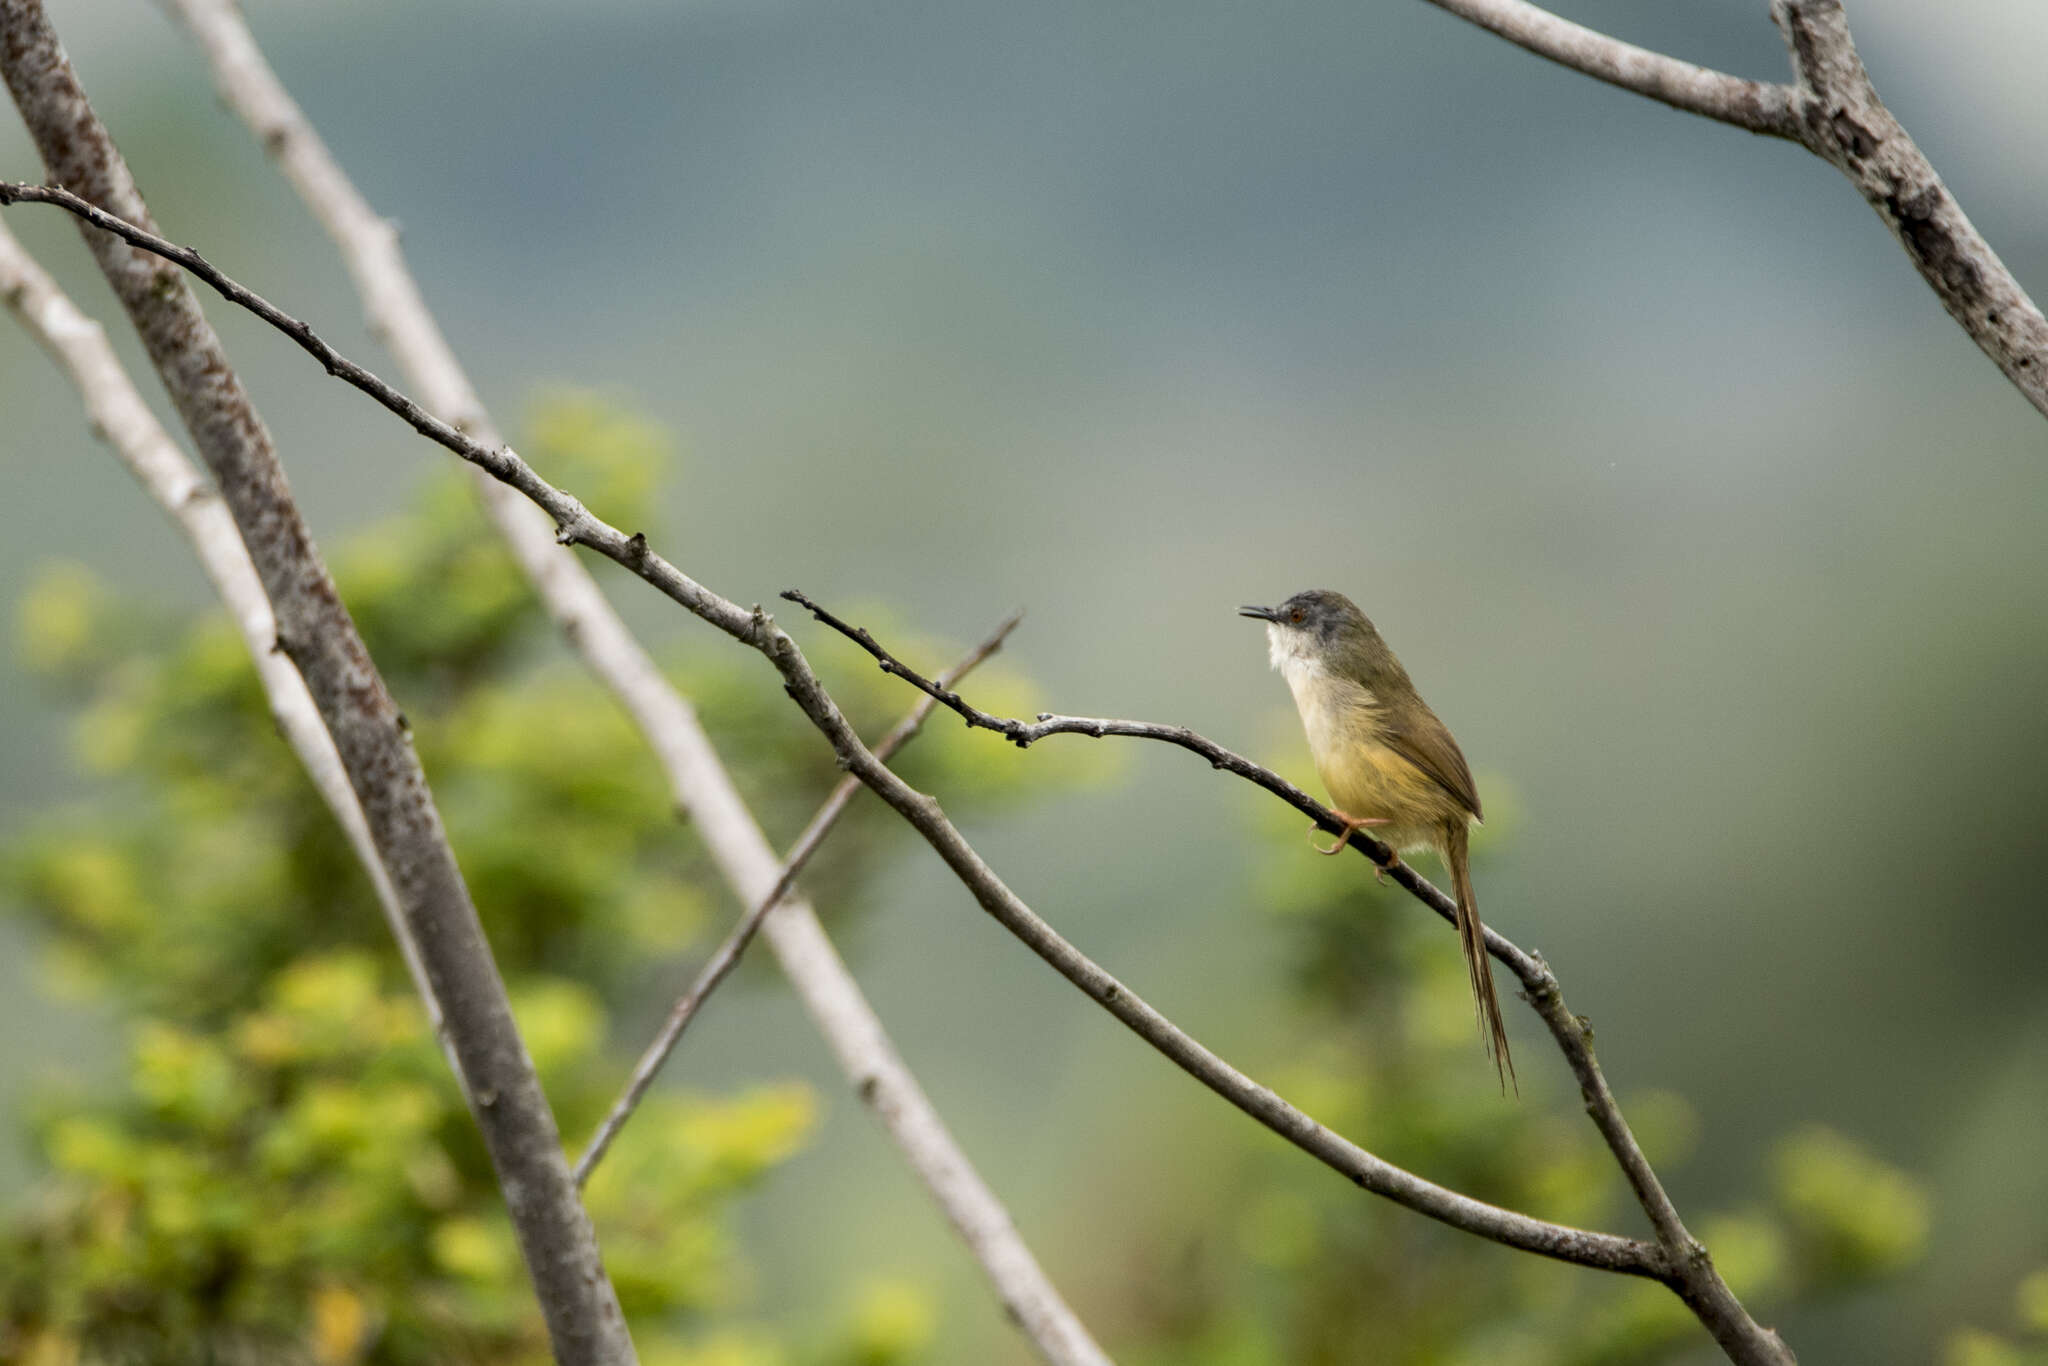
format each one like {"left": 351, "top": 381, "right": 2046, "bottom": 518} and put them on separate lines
{"left": 1289, "top": 609, "right": 1304, "bottom": 623}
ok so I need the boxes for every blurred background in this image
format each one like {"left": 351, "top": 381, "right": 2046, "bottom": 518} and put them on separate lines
{"left": 1, "top": 0, "right": 2044, "bottom": 1362}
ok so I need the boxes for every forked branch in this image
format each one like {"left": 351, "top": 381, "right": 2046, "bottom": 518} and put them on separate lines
{"left": 779, "top": 591, "right": 1794, "bottom": 1364}
{"left": 572, "top": 611, "right": 1021, "bottom": 1188}
{"left": 0, "top": 188, "right": 1807, "bottom": 1357}
{"left": 0, "top": 175, "right": 1111, "bottom": 1366}
{"left": 1419, "top": 0, "right": 2048, "bottom": 421}
{"left": 151, "top": 2, "right": 1106, "bottom": 1353}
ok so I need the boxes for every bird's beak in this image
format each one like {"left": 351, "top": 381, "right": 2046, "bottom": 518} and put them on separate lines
{"left": 1238, "top": 604, "right": 1279, "bottom": 622}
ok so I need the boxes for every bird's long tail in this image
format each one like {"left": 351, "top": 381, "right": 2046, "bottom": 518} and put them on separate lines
{"left": 1444, "top": 821, "right": 1515, "bottom": 1094}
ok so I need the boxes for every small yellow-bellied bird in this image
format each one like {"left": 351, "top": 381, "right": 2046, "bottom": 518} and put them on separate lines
{"left": 1242, "top": 589, "right": 1513, "bottom": 1090}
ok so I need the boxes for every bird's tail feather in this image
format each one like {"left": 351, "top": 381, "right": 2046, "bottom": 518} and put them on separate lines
{"left": 1445, "top": 821, "right": 1515, "bottom": 1094}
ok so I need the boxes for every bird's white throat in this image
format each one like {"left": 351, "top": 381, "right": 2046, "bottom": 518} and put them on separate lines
{"left": 1265, "top": 622, "right": 1316, "bottom": 675}
{"left": 1266, "top": 623, "right": 1376, "bottom": 721}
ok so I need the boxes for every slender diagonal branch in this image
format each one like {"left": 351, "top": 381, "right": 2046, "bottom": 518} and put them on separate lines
{"left": 778, "top": 590, "right": 1793, "bottom": 1364}
{"left": 1419, "top": 0, "right": 2048, "bottom": 422}
{"left": 100, "top": 4, "right": 2039, "bottom": 1355}
{"left": 1417, "top": 0, "right": 1799, "bottom": 136}
{"left": 777, "top": 591, "right": 1670, "bottom": 1194}
{"left": 0, "top": 182, "right": 1826, "bottom": 1347}
{"left": 0, "top": 215, "right": 457, "bottom": 1080}
{"left": 0, "top": 180, "right": 1659, "bottom": 1271}
{"left": 573, "top": 611, "right": 1021, "bottom": 1189}
{"left": 0, "top": 180, "right": 545, "bottom": 492}
{"left": 152, "top": 7, "right": 1107, "bottom": 1358}
{"left": 0, "top": 5, "right": 633, "bottom": 1359}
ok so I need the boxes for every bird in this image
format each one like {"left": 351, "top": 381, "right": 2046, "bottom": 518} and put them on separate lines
{"left": 1241, "top": 589, "right": 1513, "bottom": 1089}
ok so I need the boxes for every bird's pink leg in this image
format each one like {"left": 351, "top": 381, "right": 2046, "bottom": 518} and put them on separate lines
{"left": 1310, "top": 811, "right": 1389, "bottom": 856}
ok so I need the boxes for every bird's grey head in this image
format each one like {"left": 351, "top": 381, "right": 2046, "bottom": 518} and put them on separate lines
{"left": 1239, "top": 589, "right": 1374, "bottom": 673}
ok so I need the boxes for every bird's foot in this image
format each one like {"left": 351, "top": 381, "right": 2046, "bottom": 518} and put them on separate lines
{"left": 1310, "top": 812, "right": 1388, "bottom": 856}
{"left": 1372, "top": 853, "right": 1404, "bottom": 885}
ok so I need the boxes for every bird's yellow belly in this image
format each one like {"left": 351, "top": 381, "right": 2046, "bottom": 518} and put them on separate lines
{"left": 1286, "top": 658, "right": 1465, "bottom": 850}
{"left": 1314, "top": 738, "right": 1456, "bottom": 852}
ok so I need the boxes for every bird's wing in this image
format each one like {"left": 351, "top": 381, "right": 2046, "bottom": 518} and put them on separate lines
{"left": 1383, "top": 709, "right": 1483, "bottom": 821}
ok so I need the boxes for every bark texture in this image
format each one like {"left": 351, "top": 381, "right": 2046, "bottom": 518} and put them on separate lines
{"left": 0, "top": 6, "right": 635, "bottom": 1360}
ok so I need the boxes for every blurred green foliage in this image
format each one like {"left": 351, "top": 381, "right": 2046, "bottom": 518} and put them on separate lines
{"left": 0, "top": 393, "right": 1064, "bottom": 1365}
{"left": 0, "top": 387, "right": 1945, "bottom": 1364}
{"left": 1936, "top": 1266, "right": 2048, "bottom": 1366}
{"left": 1096, "top": 783, "right": 1935, "bottom": 1365}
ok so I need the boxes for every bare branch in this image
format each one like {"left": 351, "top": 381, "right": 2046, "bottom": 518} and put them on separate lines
{"left": 0, "top": 215, "right": 456, "bottom": 1074}
{"left": 159, "top": 0, "right": 476, "bottom": 422}
{"left": 1418, "top": 0, "right": 1799, "bottom": 136}
{"left": 0, "top": 6, "right": 633, "bottom": 1359}
{"left": 1768, "top": 0, "right": 2048, "bottom": 420}
{"left": 1421, "top": 0, "right": 2048, "bottom": 424}
{"left": 779, "top": 591, "right": 1796, "bottom": 1364}
{"left": 744, "top": 626, "right": 1664, "bottom": 1275}
{"left": 0, "top": 182, "right": 1658, "bottom": 1278}
{"left": 118, "top": 3, "right": 2047, "bottom": 1355}
{"left": 3, "top": 156, "right": 1825, "bottom": 1349}
{"left": 0, "top": 180, "right": 577, "bottom": 515}
{"left": 153, "top": 7, "right": 1108, "bottom": 1359}
{"left": 573, "top": 611, "right": 1021, "bottom": 1189}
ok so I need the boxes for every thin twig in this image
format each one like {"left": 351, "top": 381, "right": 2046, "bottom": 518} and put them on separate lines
{"left": 0, "top": 180, "right": 584, "bottom": 521}
{"left": 0, "top": 181, "right": 1784, "bottom": 1322}
{"left": 747, "top": 619, "right": 1664, "bottom": 1276}
{"left": 779, "top": 590, "right": 1667, "bottom": 1181}
{"left": 107, "top": 4, "right": 2043, "bottom": 1354}
{"left": 152, "top": 7, "right": 1110, "bottom": 1357}
{"left": 782, "top": 590, "right": 1790, "bottom": 1362}
{"left": 573, "top": 611, "right": 1021, "bottom": 1189}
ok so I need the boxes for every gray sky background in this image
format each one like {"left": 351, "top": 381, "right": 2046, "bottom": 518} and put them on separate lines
{"left": 1, "top": 1, "right": 2044, "bottom": 1361}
